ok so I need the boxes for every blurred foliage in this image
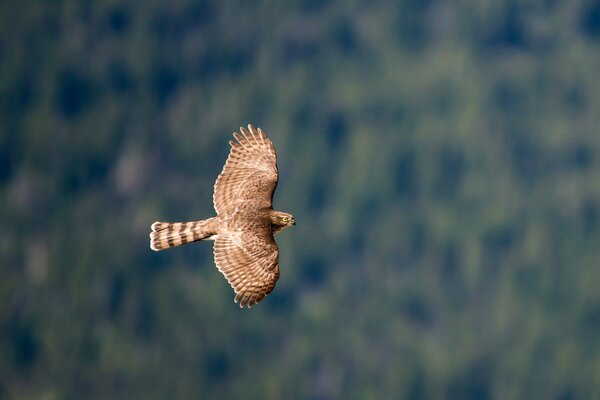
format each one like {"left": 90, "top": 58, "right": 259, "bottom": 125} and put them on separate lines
{"left": 1, "top": 0, "right": 600, "bottom": 399}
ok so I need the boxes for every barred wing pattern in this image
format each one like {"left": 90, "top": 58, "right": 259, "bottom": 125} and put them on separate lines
{"left": 213, "top": 125, "right": 278, "bottom": 215}
{"left": 150, "top": 124, "right": 290, "bottom": 308}
{"left": 213, "top": 232, "right": 280, "bottom": 307}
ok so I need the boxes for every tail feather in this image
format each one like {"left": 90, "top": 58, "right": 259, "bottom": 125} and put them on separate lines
{"left": 150, "top": 218, "right": 217, "bottom": 251}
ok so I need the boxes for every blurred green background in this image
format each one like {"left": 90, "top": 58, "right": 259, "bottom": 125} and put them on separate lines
{"left": 2, "top": 0, "right": 600, "bottom": 399}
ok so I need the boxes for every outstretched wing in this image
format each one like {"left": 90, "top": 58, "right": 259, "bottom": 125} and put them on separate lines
{"left": 213, "top": 231, "right": 280, "bottom": 308}
{"left": 213, "top": 125, "right": 278, "bottom": 215}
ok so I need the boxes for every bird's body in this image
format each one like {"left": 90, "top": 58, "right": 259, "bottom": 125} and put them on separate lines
{"left": 150, "top": 125, "right": 295, "bottom": 308}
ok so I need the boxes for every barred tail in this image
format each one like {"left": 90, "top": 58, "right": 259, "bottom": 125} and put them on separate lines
{"left": 150, "top": 218, "right": 218, "bottom": 251}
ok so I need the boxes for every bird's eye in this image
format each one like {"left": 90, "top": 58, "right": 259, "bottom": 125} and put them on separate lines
{"left": 283, "top": 217, "right": 289, "bottom": 222}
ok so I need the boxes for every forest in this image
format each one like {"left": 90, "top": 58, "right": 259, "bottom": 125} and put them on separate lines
{"left": 2, "top": 0, "right": 600, "bottom": 398}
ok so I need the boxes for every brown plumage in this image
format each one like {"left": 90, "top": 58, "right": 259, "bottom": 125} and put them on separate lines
{"left": 149, "top": 125, "right": 295, "bottom": 308}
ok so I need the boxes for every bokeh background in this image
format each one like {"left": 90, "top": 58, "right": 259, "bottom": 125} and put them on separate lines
{"left": 2, "top": 0, "right": 600, "bottom": 399}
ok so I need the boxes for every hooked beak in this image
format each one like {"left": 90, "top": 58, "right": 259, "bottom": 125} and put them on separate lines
{"left": 291, "top": 218, "right": 296, "bottom": 225}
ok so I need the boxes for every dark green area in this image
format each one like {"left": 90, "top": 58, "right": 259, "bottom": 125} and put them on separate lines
{"left": 2, "top": 0, "right": 600, "bottom": 398}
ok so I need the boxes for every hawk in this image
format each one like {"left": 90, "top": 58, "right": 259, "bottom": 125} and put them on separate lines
{"left": 149, "top": 124, "right": 295, "bottom": 308}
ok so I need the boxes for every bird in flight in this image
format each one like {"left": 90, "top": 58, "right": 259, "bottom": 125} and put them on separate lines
{"left": 150, "top": 124, "right": 295, "bottom": 308}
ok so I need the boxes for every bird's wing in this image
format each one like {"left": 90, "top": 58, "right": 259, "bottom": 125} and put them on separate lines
{"left": 213, "top": 125, "right": 278, "bottom": 215}
{"left": 213, "top": 230, "right": 280, "bottom": 308}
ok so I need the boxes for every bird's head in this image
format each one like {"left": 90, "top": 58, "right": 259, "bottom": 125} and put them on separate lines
{"left": 271, "top": 211, "right": 296, "bottom": 233}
